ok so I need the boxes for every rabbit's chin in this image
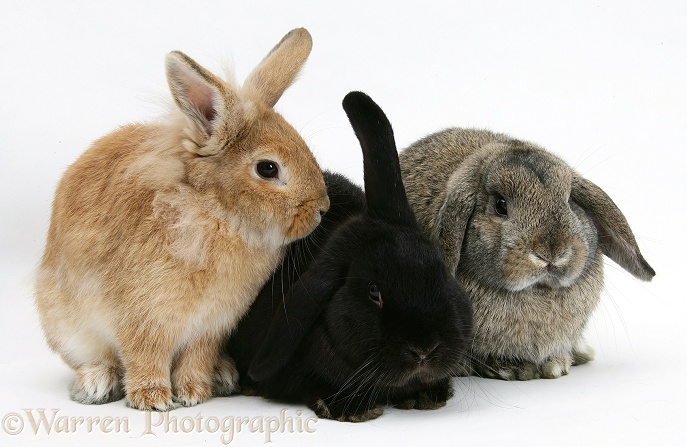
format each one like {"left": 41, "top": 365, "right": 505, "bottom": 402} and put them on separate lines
{"left": 284, "top": 202, "right": 324, "bottom": 242}
{"left": 504, "top": 272, "right": 579, "bottom": 292}
{"left": 388, "top": 363, "right": 448, "bottom": 388}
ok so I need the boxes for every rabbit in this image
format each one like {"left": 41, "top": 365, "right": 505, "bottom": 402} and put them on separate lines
{"left": 224, "top": 92, "right": 473, "bottom": 423}
{"left": 398, "top": 127, "right": 655, "bottom": 380}
{"left": 34, "top": 28, "right": 329, "bottom": 411}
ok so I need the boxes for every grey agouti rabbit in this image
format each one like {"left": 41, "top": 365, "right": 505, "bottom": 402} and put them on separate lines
{"left": 399, "top": 128, "right": 654, "bottom": 380}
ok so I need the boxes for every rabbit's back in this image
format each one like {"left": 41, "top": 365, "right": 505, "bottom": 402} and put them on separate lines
{"left": 45, "top": 125, "right": 172, "bottom": 264}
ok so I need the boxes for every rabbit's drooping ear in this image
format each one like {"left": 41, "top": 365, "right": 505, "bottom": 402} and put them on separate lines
{"left": 431, "top": 160, "right": 482, "bottom": 273}
{"left": 242, "top": 28, "right": 312, "bottom": 108}
{"left": 248, "top": 255, "right": 346, "bottom": 382}
{"left": 342, "top": 92, "right": 416, "bottom": 226}
{"left": 571, "top": 175, "right": 655, "bottom": 281}
{"left": 165, "top": 51, "right": 244, "bottom": 154}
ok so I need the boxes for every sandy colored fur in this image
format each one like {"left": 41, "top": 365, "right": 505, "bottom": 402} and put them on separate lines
{"left": 36, "top": 123, "right": 288, "bottom": 409}
{"left": 35, "top": 28, "right": 327, "bottom": 409}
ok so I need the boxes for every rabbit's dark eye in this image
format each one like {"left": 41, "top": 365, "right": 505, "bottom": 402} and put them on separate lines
{"left": 368, "top": 284, "right": 383, "bottom": 308}
{"left": 256, "top": 161, "right": 279, "bottom": 179}
{"left": 494, "top": 195, "right": 508, "bottom": 217}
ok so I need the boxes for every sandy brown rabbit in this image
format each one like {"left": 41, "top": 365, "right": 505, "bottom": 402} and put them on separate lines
{"left": 34, "top": 28, "right": 329, "bottom": 410}
{"left": 399, "top": 128, "right": 654, "bottom": 380}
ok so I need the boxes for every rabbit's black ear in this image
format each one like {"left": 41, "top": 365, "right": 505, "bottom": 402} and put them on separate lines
{"left": 342, "top": 92, "right": 416, "bottom": 226}
{"left": 571, "top": 175, "right": 655, "bottom": 281}
{"left": 248, "top": 255, "right": 345, "bottom": 381}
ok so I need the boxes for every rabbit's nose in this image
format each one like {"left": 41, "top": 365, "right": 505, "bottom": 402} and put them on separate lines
{"left": 407, "top": 343, "right": 440, "bottom": 365}
{"left": 532, "top": 248, "right": 573, "bottom": 271}
{"left": 318, "top": 195, "right": 330, "bottom": 214}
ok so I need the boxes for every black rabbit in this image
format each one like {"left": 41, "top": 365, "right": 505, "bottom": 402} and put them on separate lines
{"left": 225, "top": 92, "right": 472, "bottom": 422}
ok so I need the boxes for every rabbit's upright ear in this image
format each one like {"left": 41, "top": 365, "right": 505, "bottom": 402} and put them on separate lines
{"left": 342, "top": 92, "right": 416, "bottom": 226}
{"left": 242, "top": 28, "right": 312, "bottom": 108}
{"left": 431, "top": 162, "right": 481, "bottom": 274}
{"left": 571, "top": 175, "right": 655, "bottom": 281}
{"left": 166, "top": 51, "right": 244, "bottom": 155}
{"left": 248, "top": 254, "right": 345, "bottom": 381}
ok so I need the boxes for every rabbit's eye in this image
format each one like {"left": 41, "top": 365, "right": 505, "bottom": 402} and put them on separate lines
{"left": 256, "top": 161, "right": 279, "bottom": 179}
{"left": 368, "top": 284, "right": 383, "bottom": 308}
{"left": 494, "top": 195, "right": 508, "bottom": 217}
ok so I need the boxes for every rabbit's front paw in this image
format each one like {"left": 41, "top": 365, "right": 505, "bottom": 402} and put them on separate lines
{"left": 474, "top": 354, "right": 577, "bottom": 380}
{"left": 127, "top": 384, "right": 178, "bottom": 411}
{"left": 172, "top": 376, "right": 212, "bottom": 407}
{"left": 572, "top": 339, "right": 595, "bottom": 365}
{"left": 310, "top": 397, "right": 384, "bottom": 423}
{"left": 540, "top": 356, "right": 573, "bottom": 379}
{"left": 473, "top": 357, "right": 541, "bottom": 381}
{"left": 393, "top": 378, "right": 453, "bottom": 410}
{"left": 70, "top": 362, "right": 124, "bottom": 404}
{"left": 394, "top": 393, "right": 448, "bottom": 410}
{"left": 212, "top": 354, "right": 240, "bottom": 397}
{"left": 171, "top": 336, "right": 222, "bottom": 405}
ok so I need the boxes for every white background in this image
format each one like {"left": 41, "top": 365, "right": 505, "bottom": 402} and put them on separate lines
{"left": 1, "top": 1, "right": 685, "bottom": 446}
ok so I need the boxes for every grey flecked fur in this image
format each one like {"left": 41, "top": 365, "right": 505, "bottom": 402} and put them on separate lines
{"left": 399, "top": 128, "right": 655, "bottom": 380}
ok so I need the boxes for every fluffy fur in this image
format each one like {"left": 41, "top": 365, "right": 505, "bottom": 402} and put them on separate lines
{"left": 35, "top": 28, "right": 329, "bottom": 410}
{"left": 226, "top": 92, "right": 473, "bottom": 422}
{"left": 399, "top": 128, "right": 655, "bottom": 380}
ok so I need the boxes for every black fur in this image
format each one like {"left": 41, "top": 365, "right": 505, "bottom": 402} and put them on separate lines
{"left": 225, "top": 92, "right": 472, "bottom": 422}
